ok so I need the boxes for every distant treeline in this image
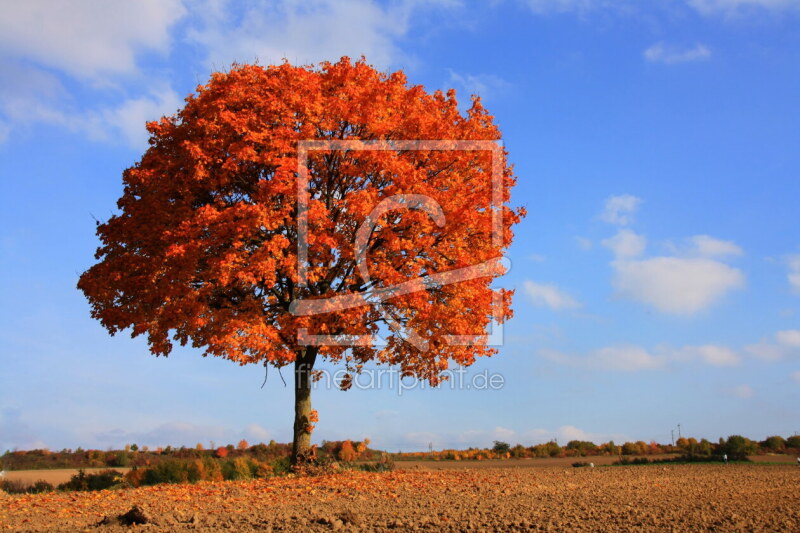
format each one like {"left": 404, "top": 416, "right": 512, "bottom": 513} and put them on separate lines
{"left": 3, "top": 434, "right": 798, "bottom": 471}
{"left": 395, "top": 434, "right": 800, "bottom": 461}
{"left": 0, "top": 439, "right": 377, "bottom": 471}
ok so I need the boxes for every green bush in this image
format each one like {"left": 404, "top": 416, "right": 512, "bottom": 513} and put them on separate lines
{"left": 58, "top": 469, "right": 124, "bottom": 491}
{"left": 113, "top": 451, "right": 131, "bottom": 467}
{"left": 271, "top": 456, "right": 292, "bottom": 475}
{"left": 222, "top": 457, "right": 253, "bottom": 481}
{"left": 761, "top": 436, "right": 786, "bottom": 452}
{"left": 1, "top": 479, "right": 54, "bottom": 494}
{"left": 725, "top": 435, "right": 758, "bottom": 460}
{"left": 354, "top": 455, "right": 395, "bottom": 472}
{"left": 492, "top": 441, "right": 510, "bottom": 455}
{"left": 142, "top": 460, "right": 190, "bottom": 485}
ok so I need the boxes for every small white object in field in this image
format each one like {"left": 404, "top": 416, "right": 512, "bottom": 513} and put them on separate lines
{"left": 589, "top": 463, "right": 594, "bottom": 468}
{"left": 0, "top": 470, "right": 4, "bottom": 478}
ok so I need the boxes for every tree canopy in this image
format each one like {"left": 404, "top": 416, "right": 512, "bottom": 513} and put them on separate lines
{"left": 78, "top": 57, "right": 522, "bottom": 461}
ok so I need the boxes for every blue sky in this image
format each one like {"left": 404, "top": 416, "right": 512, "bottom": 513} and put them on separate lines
{"left": 1, "top": 0, "right": 799, "bottom": 453}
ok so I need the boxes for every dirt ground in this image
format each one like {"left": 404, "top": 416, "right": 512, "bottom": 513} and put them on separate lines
{"left": 2, "top": 463, "right": 798, "bottom": 532}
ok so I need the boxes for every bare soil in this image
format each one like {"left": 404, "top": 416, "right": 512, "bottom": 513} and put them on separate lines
{"left": 2, "top": 463, "right": 798, "bottom": 532}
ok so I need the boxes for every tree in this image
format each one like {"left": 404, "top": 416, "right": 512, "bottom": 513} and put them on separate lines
{"left": 78, "top": 58, "right": 522, "bottom": 463}
{"left": 237, "top": 439, "right": 249, "bottom": 451}
{"left": 566, "top": 440, "right": 597, "bottom": 456}
{"left": 760, "top": 436, "right": 785, "bottom": 452}
{"left": 215, "top": 446, "right": 229, "bottom": 458}
{"left": 338, "top": 440, "right": 357, "bottom": 462}
{"left": 492, "top": 441, "right": 510, "bottom": 455}
{"left": 724, "top": 435, "right": 757, "bottom": 460}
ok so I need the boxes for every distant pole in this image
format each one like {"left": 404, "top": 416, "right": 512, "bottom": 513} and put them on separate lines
{"left": 671, "top": 429, "right": 675, "bottom": 446}
{"left": 678, "top": 424, "right": 682, "bottom": 440}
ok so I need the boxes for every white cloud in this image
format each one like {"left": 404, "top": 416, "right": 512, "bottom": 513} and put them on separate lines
{"left": 599, "top": 199, "right": 744, "bottom": 315}
{"left": 600, "top": 194, "right": 642, "bottom": 226}
{"left": 540, "top": 345, "right": 665, "bottom": 371}
{"left": 0, "top": 62, "right": 181, "bottom": 149}
{"left": 670, "top": 344, "right": 741, "bottom": 366}
{"left": 791, "top": 371, "right": 800, "bottom": 384}
{"left": 0, "top": 1, "right": 184, "bottom": 148}
{"left": 91, "top": 421, "right": 274, "bottom": 449}
{"left": 523, "top": 0, "right": 627, "bottom": 15}
{"left": 187, "top": 0, "right": 433, "bottom": 71}
{"left": 448, "top": 69, "right": 510, "bottom": 99}
{"left": 0, "top": 0, "right": 186, "bottom": 79}
{"left": 602, "top": 229, "right": 647, "bottom": 258}
{"left": 543, "top": 342, "right": 747, "bottom": 371}
{"left": 524, "top": 281, "right": 582, "bottom": 310}
{"left": 523, "top": 0, "right": 799, "bottom": 18}
{"left": 787, "top": 255, "right": 800, "bottom": 293}
{"left": 520, "top": 425, "right": 627, "bottom": 445}
{"left": 688, "top": 235, "right": 743, "bottom": 258}
{"left": 777, "top": 329, "right": 800, "bottom": 348}
{"left": 242, "top": 423, "right": 271, "bottom": 442}
{"left": 744, "top": 341, "right": 790, "bottom": 361}
{"left": 644, "top": 43, "right": 712, "bottom": 64}
{"left": 687, "top": 0, "right": 800, "bottom": 16}
{"left": 611, "top": 256, "right": 744, "bottom": 315}
{"left": 0, "top": 60, "right": 73, "bottom": 129}
{"left": 744, "top": 331, "right": 800, "bottom": 361}
{"left": 85, "top": 87, "right": 183, "bottom": 149}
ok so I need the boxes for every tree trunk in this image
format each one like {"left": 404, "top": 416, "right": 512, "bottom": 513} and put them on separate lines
{"left": 291, "top": 347, "right": 317, "bottom": 464}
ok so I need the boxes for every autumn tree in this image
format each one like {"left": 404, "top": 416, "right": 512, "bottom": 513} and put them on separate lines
{"left": 338, "top": 440, "right": 357, "bottom": 462}
{"left": 78, "top": 57, "right": 522, "bottom": 463}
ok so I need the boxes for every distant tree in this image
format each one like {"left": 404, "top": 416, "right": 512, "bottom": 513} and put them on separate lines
{"left": 510, "top": 444, "right": 527, "bottom": 458}
{"left": 195, "top": 443, "right": 205, "bottom": 452}
{"left": 338, "top": 440, "right": 357, "bottom": 462}
{"left": 697, "top": 439, "right": 713, "bottom": 456}
{"left": 566, "top": 440, "right": 597, "bottom": 456}
{"left": 621, "top": 442, "right": 639, "bottom": 455}
{"left": 761, "top": 436, "right": 785, "bottom": 452}
{"left": 237, "top": 439, "right": 250, "bottom": 451}
{"left": 215, "top": 446, "right": 229, "bottom": 458}
{"left": 786, "top": 435, "right": 800, "bottom": 450}
{"left": 725, "top": 435, "right": 757, "bottom": 460}
{"left": 492, "top": 441, "right": 511, "bottom": 455}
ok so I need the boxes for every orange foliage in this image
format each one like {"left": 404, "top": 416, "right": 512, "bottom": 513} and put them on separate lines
{"left": 215, "top": 447, "right": 229, "bottom": 458}
{"left": 77, "top": 57, "right": 523, "bottom": 455}
{"left": 237, "top": 439, "right": 249, "bottom": 451}
{"left": 338, "top": 440, "right": 357, "bottom": 462}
